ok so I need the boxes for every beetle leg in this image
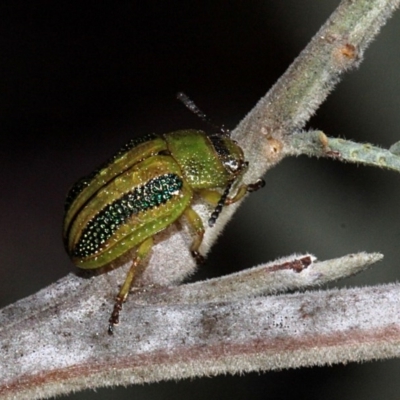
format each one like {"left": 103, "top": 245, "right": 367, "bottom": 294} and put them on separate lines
{"left": 197, "top": 189, "right": 221, "bottom": 205}
{"left": 108, "top": 236, "right": 153, "bottom": 335}
{"left": 208, "top": 178, "right": 265, "bottom": 227}
{"left": 183, "top": 207, "right": 205, "bottom": 264}
{"left": 199, "top": 179, "right": 265, "bottom": 207}
{"left": 225, "top": 178, "right": 265, "bottom": 205}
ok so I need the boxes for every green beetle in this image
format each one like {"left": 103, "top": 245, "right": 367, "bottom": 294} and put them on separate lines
{"left": 63, "top": 127, "right": 264, "bottom": 334}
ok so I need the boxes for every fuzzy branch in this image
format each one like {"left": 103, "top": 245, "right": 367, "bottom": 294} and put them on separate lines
{"left": 286, "top": 130, "right": 400, "bottom": 170}
{"left": 0, "top": 253, "right": 388, "bottom": 400}
{"left": 1, "top": 0, "right": 400, "bottom": 399}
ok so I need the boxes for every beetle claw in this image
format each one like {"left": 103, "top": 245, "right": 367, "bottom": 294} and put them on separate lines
{"left": 108, "top": 300, "right": 123, "bottom": 335}
{"left": 247, "top": 178, "right": 265, "bottom": 192}
{"left": 191, "top": 250, "right": 205, "bottom": 265}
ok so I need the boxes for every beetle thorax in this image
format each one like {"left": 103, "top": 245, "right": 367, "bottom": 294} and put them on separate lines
{"left": 164, "top": 130, "right": 245, "bottom": 190}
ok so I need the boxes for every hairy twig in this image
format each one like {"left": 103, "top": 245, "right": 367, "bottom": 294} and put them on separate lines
{"left": 0, "top": 253, "right": 387, "bottom": 400}
{"left": 287, "top": 130, "right": 400, "bottom": 170}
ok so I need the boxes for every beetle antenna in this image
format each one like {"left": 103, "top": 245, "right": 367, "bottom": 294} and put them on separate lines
{"left": 208, "top": 180, "right": 234, "bottom": 227}
{"left": 177, "top": 92, "right": 229, "bottom": 135}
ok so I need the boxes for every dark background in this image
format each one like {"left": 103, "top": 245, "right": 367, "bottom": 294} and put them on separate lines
{"left": 1, "top": 1, "right": 400, "bottom": 399}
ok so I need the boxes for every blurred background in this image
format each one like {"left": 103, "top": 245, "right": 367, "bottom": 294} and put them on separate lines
{"left": 1, "top": 1, "right": 400, "bottom": 399}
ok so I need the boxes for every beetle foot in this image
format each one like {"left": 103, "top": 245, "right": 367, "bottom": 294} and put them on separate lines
{"left": 247, "top": 178, "right": 265, "bottom": 192}
{"left": 191, "top": 250, "right": 205, "bottom": 265}
{"left": 108, "top": 300, "right": 123, "bottom": 335}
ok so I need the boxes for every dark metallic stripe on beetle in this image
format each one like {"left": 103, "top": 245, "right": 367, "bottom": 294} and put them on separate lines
{"left": 64, "top": 133, "right": 158, "bottom": 212}
{"left": 72, "top": 173, "right": 183, "bottom": 258}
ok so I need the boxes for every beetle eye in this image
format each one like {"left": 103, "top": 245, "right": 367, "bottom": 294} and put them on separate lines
{"left": 224, "top": 158, "right": 240, "bottom": 172}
